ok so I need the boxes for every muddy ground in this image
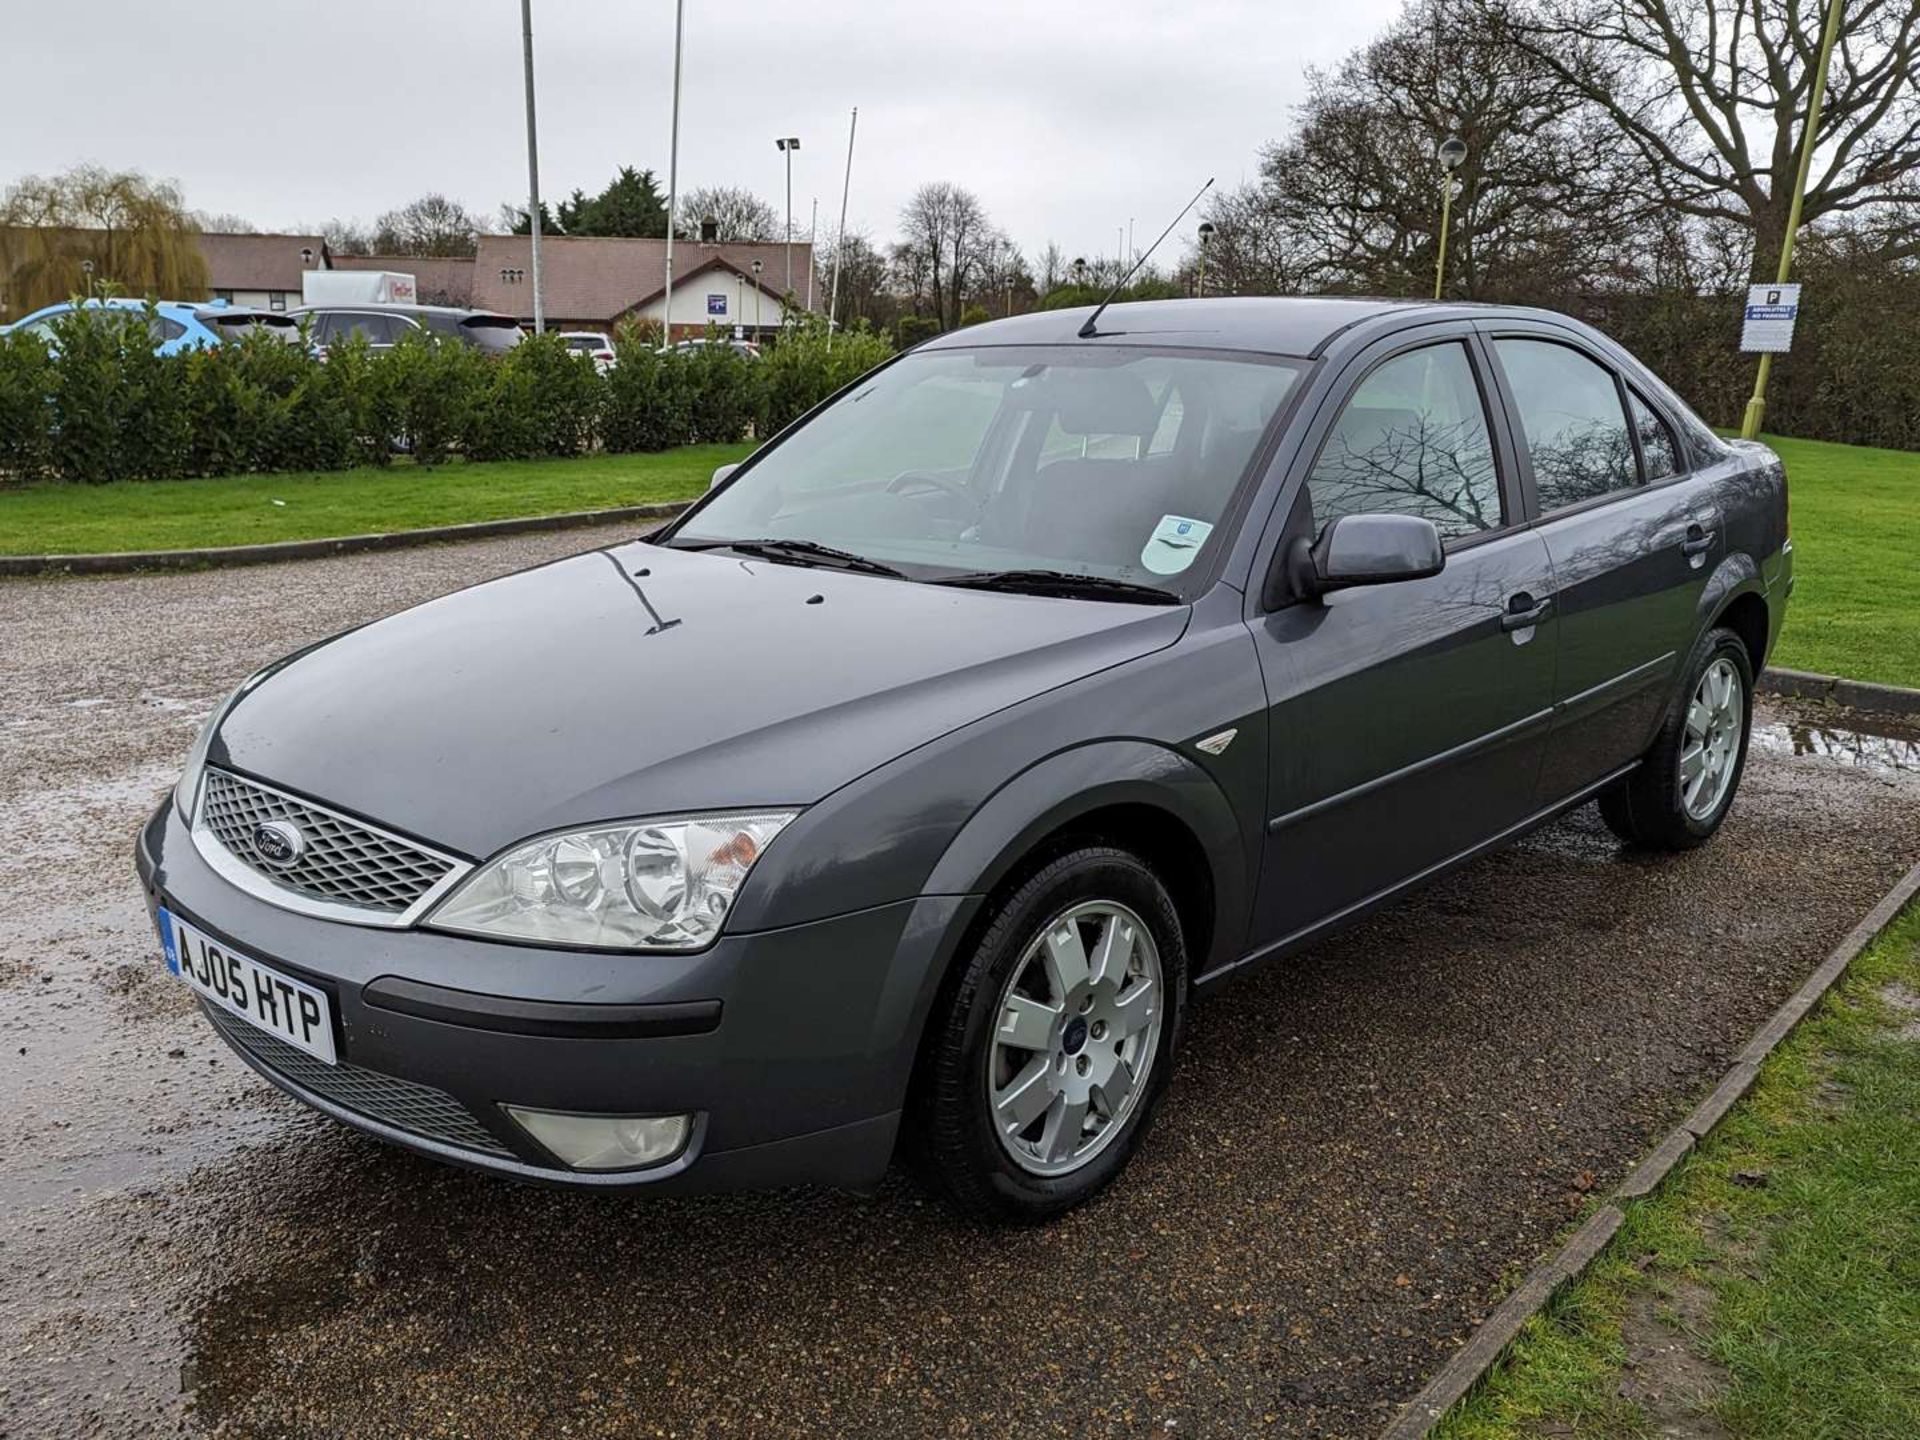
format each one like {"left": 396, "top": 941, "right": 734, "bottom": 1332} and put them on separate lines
{"left": 2, "top": 529, "right": 1916, "bottom": 1439}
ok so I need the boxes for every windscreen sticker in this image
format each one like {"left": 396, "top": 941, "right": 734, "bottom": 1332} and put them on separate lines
{"left": 1140, "top": 514, "right": 1214, "bottom": 575}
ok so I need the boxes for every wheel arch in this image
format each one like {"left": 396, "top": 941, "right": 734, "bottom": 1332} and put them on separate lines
{"left": 1698, "top": 552, "right": 1770, "bottom": 675}
{"left": 922, "top": 740, "right": 1247, "bottom": 982}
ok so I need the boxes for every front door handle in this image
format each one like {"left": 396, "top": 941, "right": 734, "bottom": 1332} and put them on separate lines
{"left": 1680, "top": 529, "right": 1715, "bottom": 557}
{"left": 1500, "top": 594, "right": 1552, "bottom": 632}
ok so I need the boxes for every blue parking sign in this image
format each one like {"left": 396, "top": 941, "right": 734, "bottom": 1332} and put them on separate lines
{"left": 707, "top": 293, "right": 727, "bottom": 316}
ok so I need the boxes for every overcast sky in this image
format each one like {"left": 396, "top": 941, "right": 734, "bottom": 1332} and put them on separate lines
{"left": 5, "top": 0, "right": 1403, "bottom": 262}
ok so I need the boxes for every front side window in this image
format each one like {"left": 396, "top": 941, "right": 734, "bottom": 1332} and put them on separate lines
{"left": 1629, "top": 390, "right": 1679, "bottom": 481}
{"left": 1496, "top": 339, "right": 1638, "bottom": 510}
{"left": 673, "top": 346, "right": 1303, "bottom": 598}
{"left": 1307, "top": 341, "right": 1502, "bottom": 541}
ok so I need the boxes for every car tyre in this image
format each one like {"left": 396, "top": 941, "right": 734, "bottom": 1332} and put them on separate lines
{"left": 1599, "top": 625, "right": 1754, "bottom": 851}
{"left": 910, "top": 846, "right": 1187, "bottom": 1222}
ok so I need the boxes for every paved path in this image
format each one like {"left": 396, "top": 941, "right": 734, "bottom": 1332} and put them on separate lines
{"left": 3, "top": 531, "right": 1917, "bottom": 1439}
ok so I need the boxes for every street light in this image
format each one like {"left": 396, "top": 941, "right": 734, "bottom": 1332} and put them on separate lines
{"left": 1433, "top": 135, "right": 1467, "bottom": 301}
{"left": 752, "top": 258, "right": 764, "bottom": 337}
{"left": 776, "top": 136, "right": 801, "bottom": 296}
{"left": 1196, "top": 221, "right": 1215, "bottom": 297}
{"left": 81, "top": 258, "right": 95, "bottom": 299}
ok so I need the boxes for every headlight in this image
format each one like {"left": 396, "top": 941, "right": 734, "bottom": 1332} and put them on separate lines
{"left": 174, "top": 676, "right": 260, "bottom": 821}
{"left": 424, "top": 811, "right": 797, "bottom": 951}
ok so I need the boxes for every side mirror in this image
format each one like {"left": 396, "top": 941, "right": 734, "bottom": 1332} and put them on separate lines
{"left": 710, "top": 463, "right": 739, "bottom": 491}
{"left": 1289, "top": 513, "right": 1444, "bottom": 599}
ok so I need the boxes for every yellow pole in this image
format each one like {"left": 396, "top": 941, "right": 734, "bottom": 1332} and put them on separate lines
{"left": 1740, "top": 0, "right": 1846, "bottom": 440}
{"left": 1433, "top": 177, "right": 1454, "bottom": 301}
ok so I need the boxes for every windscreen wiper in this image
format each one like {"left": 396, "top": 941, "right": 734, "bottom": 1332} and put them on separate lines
{"left": 672, "top": 537, "right": 908, "bottom": 579}
{"left": 928, "top": 569, "right": 1182, "bottom": 605}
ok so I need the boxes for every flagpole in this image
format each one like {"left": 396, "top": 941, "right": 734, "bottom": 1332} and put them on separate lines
{"left": 826, "top": 106, "right": 857, "bottom": 351}
{"left": 662, "top": 0, "right": 685, "bottom": 346}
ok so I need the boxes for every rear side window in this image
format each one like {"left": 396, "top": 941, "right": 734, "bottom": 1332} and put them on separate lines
{"left": 1307, "top": 341, "right": 1503, "bottom": 541}
{"left": 1495, "top": 339, "right": 1637, "bottom": 510}
{"left": 1629, "top": 390, "right": 1679, "bottom": 481}
{"left": 460, "top": 316, "right": 525, "bottom": 352}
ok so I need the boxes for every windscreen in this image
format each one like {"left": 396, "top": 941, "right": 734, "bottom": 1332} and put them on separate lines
{"left": 675, "top": 345, "right": 1301, "bottom": 597}
{"left": 203, "top": 312, "right": 301, "bottom": 344}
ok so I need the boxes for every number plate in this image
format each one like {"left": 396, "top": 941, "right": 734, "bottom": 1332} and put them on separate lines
{"left": 157, "top": 906, "right": 338, "bottom": 1065}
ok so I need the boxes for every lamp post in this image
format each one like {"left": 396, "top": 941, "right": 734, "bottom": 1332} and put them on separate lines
{"left": 752, "top": 258, "right": 764, "bottom": 337}
{"left": 1433, "top": 135, "right": 1467, "bottom": 301}
{"left": 1196, "top": 221, "right": 1215, "bottom": 297}
{"left": 735, "top": 273, "right": 745, "bottom": 338}
{"left": 519, "top": 0, "right": 545, "bottom": 333}
{"left": 81, "top": 258, "right": 95, "bottom": 299}
{"left": 776, "top": 136, "right": 800, "bottom": 296}
{"left": 1740, "top": 0, "right": 1845, "bottom": 439}
{"left": 1072, "top": 256, "right": 1087, "bottom": 290}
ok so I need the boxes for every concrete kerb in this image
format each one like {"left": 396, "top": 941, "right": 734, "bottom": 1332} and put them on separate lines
{"left": 1758, "top": 666, "right": 1920, "bottom": 719}
{"left": 1381, "top": 853, "right": 1920, "bottom": 1440}
{"left": 0, "top": 500, "right": 694, "bottom": 578}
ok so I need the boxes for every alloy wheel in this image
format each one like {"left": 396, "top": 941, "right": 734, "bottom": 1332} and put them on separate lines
{"left": 1680, "top": 657, "right": 1743, "bottom": 821}
{"left": 984, "top": 899, "right": 1164, "bottom": 1177}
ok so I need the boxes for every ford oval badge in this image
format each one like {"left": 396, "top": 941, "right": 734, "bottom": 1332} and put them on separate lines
{"left": 252, "top": 819, "right": 306, "bottom": 867}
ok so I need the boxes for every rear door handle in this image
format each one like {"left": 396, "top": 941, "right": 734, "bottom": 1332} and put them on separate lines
{"left": 1500, "top": 595, "right": 1552, "bottom": 632}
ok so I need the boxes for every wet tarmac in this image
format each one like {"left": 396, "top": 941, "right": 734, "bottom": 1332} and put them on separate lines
{"left": 3, "top": 531, "right": 1917, "bottom": 1439}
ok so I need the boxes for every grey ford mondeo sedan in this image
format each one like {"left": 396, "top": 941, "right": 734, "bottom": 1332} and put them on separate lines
{"left": 138, "top": 297, "right": 1792, "bottom": 1220}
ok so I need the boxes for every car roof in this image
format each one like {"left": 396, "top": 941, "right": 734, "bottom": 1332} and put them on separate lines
{"left": 17, "top": 297, "right": 201, "bottom": 319}
{"left": 918, "top": 296, "right": 1590, "bottom": 360}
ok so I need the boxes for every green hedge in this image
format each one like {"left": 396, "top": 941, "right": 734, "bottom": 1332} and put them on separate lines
{"left": 0, "top": 307, "right": 894, "bottom": 484}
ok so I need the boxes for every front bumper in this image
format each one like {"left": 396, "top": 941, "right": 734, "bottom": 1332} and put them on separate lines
{"left": 136, "top": 799, "right": 977, "bottom": 1192}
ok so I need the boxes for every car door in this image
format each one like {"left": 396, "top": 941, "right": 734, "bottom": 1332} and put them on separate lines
{"left": 1246, "top": 330, "right": 1559, "bottom": 953}
{"left": 1481, "top": 327, "right": 1727, "bottom": 800}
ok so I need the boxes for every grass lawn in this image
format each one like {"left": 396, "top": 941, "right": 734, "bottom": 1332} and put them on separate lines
{"left": 1, "top": 433, "right": 1914, "bottom": 692}
{"left": 1755, "top": 433, "right": 1919, "bottom": 690}
{"left": 1436, "top": 902, "right": 1920, "bottom": 1440}
{"left": 0, "top": 444, "right": 752, "bottom": 556}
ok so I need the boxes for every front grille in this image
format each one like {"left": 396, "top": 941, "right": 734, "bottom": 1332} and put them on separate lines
{"left": 199, "top": 768, "right": 456, "bottom": 915}
{"left": 204, "top": 1003, "right": 515, "bottom": 1158}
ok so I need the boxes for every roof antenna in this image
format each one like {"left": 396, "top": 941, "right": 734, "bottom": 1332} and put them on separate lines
{"left": 1078, "top": 176, "right": 1214, "bottom": 339}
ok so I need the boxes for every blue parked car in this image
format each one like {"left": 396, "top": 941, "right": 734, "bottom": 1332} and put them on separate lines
{"left": 2, "top": 298, "right": 300, "bottom": 356}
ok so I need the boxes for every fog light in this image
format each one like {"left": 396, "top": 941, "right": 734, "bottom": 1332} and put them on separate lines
{"left": 504, "top": 1106, "right": 692, "bottom": 1171}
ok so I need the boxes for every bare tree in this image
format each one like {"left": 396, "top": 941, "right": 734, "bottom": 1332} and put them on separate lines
{"left": 320, "top": 218, "right": 375, "bottom": 257}
{"left": 1193, "top": 0, "right": 1627, "bottom": 301}
{"left": 816, "top": 230, "right": 895, "bottom": 330}
{"left": 896, "top": 182, "right": 993, "bottom": 329}
{"left": 1490, "top": 0, "right": 1920, "bottom": 275}
{"left": 370, "top": 193, "right": 488, "bottom": 257}
{"left": 682, "top": 185, "right": 780, "bottom": 243}
{"left": 193, "top": 211, "right": 258, "bottom": 234}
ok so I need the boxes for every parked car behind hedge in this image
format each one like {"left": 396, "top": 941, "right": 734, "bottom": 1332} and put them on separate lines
{"left": 4, "top": 298, "right": 299, "bottom": 356}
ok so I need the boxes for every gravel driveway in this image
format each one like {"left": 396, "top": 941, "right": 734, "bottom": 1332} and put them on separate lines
{"left": 3, "top": 529, "right": 1916, "bottom": 1440}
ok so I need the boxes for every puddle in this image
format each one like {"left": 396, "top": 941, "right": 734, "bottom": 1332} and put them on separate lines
{"left": 1750, "top": 711, "right": 1920, "bottom": 778}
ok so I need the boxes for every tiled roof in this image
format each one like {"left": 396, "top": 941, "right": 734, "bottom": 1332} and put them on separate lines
{"left": 469, "top": 234, "right": 814, "bottom": 321}
{"left": 198, "top": 233, "right": 327, "bottom": 291}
